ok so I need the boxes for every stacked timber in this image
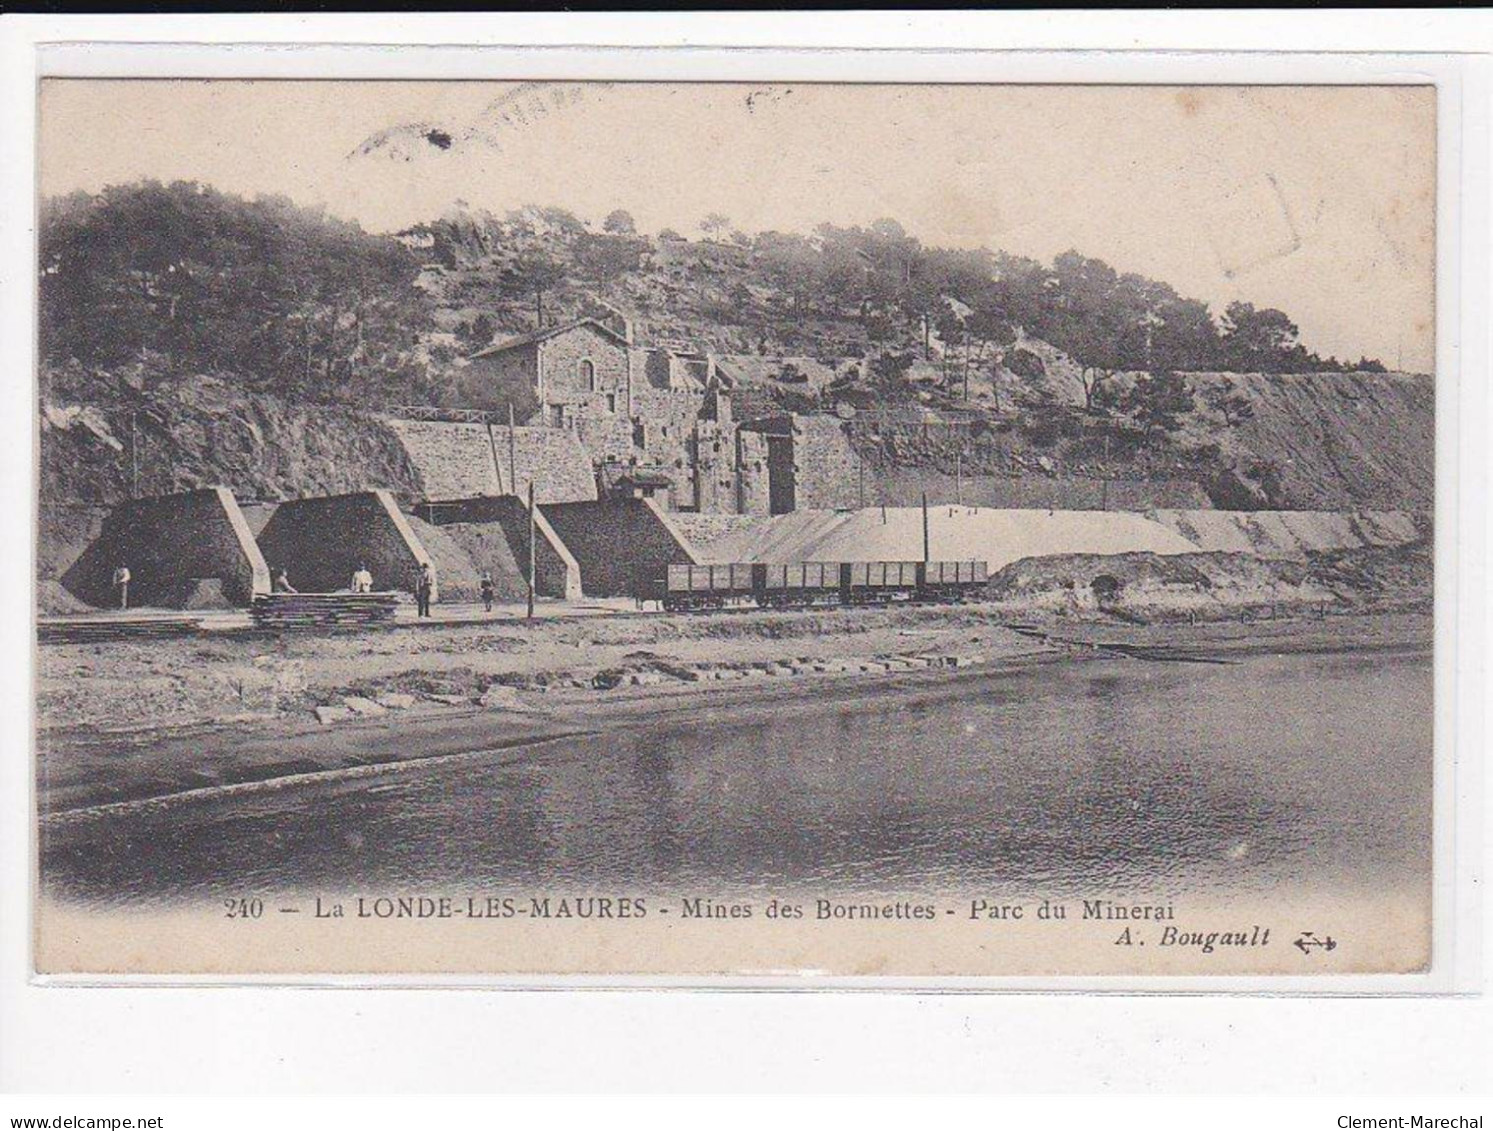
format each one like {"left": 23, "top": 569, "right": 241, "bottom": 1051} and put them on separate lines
{"left": 251, "top": 592, "right": 402, "bottom": 632}
{"left": 38, "top": 619, "right": 204, "bottom": 645}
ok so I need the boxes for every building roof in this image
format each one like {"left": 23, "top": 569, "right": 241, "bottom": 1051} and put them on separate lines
{"left": 469, "top": 318, "right": 629, "bottom": 360}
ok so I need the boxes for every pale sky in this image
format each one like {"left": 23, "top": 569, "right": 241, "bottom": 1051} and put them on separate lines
{"left": 39, "top": 80, "right": 1436, "bottom": 370}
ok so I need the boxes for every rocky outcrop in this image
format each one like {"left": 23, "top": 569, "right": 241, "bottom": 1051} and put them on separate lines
{"left": 40, "top": 373, "right": 423, "bottom": 507}
{"left": 1187, "top": 371, "right": 1434, "bottom": 511}
{"left": 987, "top": 541, "right": 1432, "bottom": 621}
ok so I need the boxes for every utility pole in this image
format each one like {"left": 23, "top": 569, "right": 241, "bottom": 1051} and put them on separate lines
{"left": 129, "top": 410, "right": 139, "bottom": 498}
{"left": 508, "top": 402, "right": 517, "bottom": 494}
{"left": 527, "top": 481, "right": 537, "bottom": 620}
{"left": 956, "top": 451, "right": 962, "bottom": 507}
{"left": 858, "top": 453, "right": 865, "bottom": 510}
{"left": 921, "top": 491, "right": 930, "bottom": 565}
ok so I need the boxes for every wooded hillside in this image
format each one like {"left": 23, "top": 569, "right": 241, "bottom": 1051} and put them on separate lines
{"left": 38, "top": 182, "right": 1426, "bottom": 519}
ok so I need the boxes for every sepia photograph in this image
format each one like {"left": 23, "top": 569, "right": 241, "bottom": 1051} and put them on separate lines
{"left": 31, "top": 77, "right": 1440, "bottom": 978}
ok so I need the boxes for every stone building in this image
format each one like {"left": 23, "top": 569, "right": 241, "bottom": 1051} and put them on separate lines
{"left": 736, "top": 413, "right": 864, "bottom": 515}
{"left": 454, "top": 315, "right": 873, "bottom": 517}
{"left": 461, "top": 316, "right": 739, "bottom": 512}
{"left": 465, "top": 317, "right": 635, "bottom": 434}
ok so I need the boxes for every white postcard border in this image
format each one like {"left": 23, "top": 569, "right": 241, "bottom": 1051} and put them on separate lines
{"left": 2, "top": 12, "right": 1488, "bottom": 1094}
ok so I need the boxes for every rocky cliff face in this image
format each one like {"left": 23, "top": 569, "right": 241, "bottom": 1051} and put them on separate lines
{"left": 840, "top": 370, "right": 1433, "bottom": 513}
{"left": 40, "top": 371, "right": 422, "bottom": 507}
{"left": 40, "top": 364, "right": 1433, "bottom": 520}
{"left": 1196, "top": 371, "right": 1434, "bottom": 510}
{"left": 38, "top": 369, "right": 424, "bottom": 587}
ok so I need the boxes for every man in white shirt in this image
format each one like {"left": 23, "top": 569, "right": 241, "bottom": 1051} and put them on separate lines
{"left": 350, "top": 564, "right": 374, "bottom": 593}
{"left": 111, "top": 564, "right": 131, "bottom": 610}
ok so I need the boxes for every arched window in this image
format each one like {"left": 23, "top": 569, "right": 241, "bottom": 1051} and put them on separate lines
{"left": 579, "top": 358, "right": 596, "bottom": 391}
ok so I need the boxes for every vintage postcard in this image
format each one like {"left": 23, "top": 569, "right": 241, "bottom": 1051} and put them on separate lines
{"left": 32, "top": 77, "right": 1440, "bottom": 979}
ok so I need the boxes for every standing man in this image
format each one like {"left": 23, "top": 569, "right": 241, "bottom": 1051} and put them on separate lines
{"left": 350, "top": 563, "right": 374, "bottom": 593}
{"left": 111, "top": 564, "right": 131, "bottom": 610}
{"left": 415, "top": 562, "right": 435, "bottom": 619}
{"left": 479, "top": 569, "right": 495, "bottom": 613}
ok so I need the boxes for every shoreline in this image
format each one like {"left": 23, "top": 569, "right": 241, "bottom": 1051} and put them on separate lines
{"left": 37, "top": 608, "right": 1431, "bottom": 818}
{"left": 39, "top": 647, "right": 1076, "bottom": 819}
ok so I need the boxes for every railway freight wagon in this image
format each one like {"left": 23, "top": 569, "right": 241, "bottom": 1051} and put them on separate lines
{"left": 648, "top": 560, "right": 989, "bottom": 612}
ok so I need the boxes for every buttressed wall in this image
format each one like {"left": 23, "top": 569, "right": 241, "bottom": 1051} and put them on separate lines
{"left": 420, "top": 495, "right": 582, "bottom": 601}
{"left": 61, "top": 486, "right": 270, "bottom": 608}
{"left": 487, "top": 495, "right": 582, "bottom": 601}
{"left": 256, "top": 490, "right": 437, "bottom": 600}
{"left": 539, "top": 498, "right": 700, "bottom": 598}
